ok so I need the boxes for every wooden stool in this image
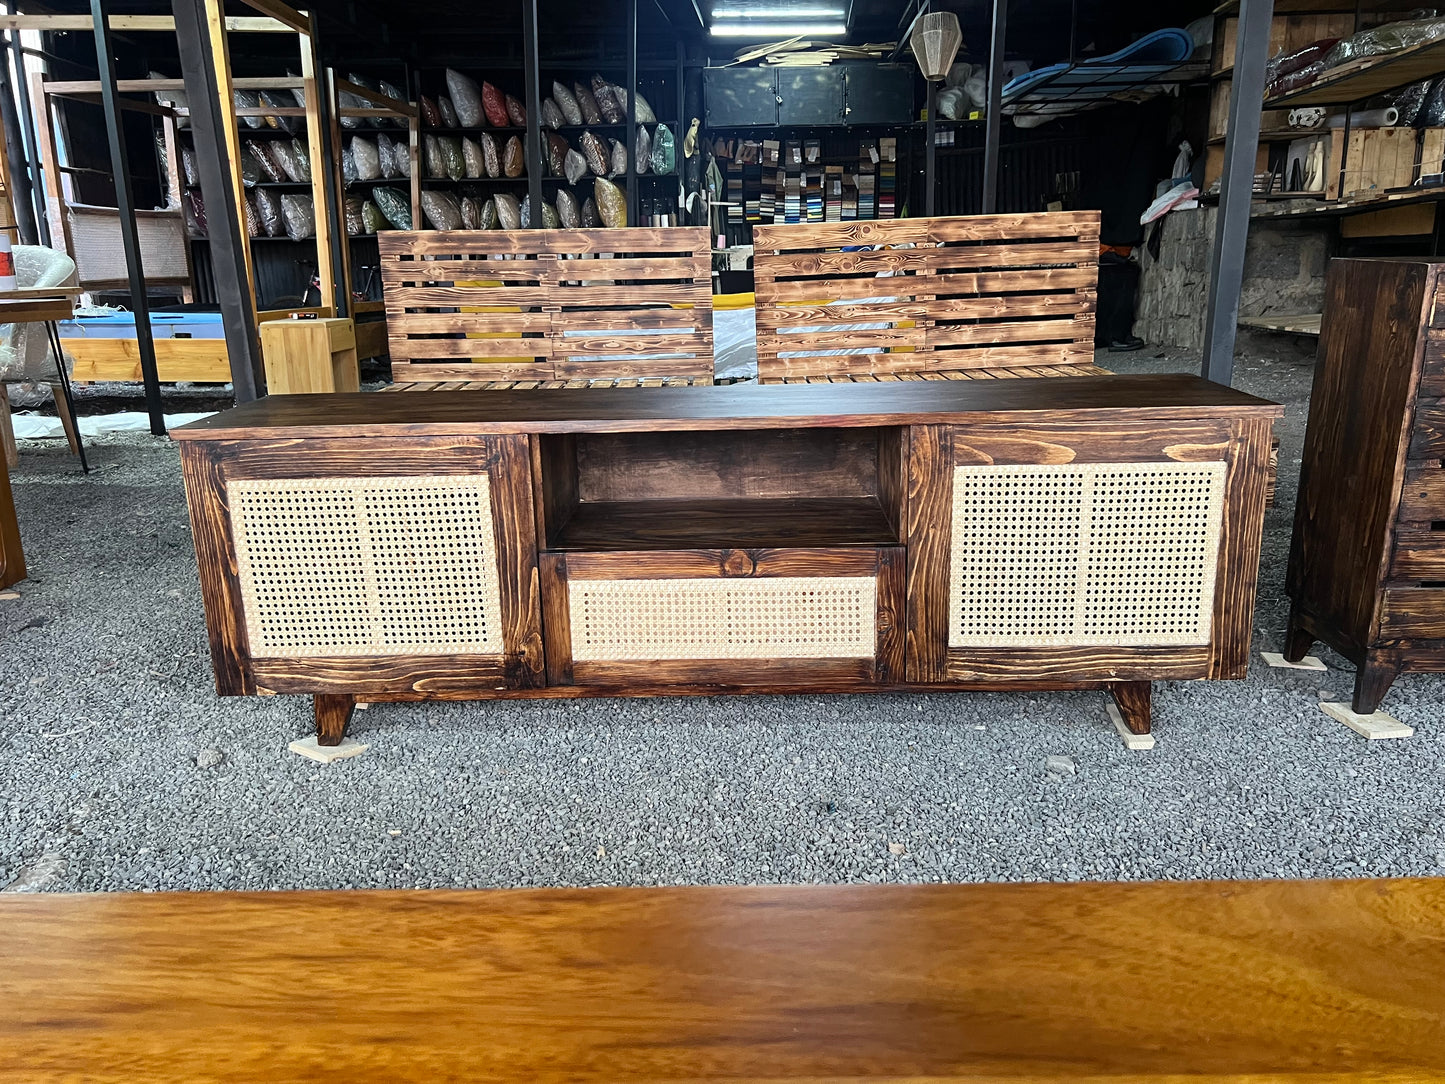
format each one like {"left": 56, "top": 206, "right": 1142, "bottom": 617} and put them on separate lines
{"left": 259, "top": 317, "right": 360, "bottom": 395}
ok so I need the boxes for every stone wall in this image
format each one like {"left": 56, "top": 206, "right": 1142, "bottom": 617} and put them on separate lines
{"left": 1132, "top": 206, "right": 1331, "bottom": 351}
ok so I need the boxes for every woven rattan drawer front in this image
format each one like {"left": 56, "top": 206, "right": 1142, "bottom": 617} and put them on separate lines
{"left": 543, "top": 548, "right": 905, "bottom": 687}
{"left": 229, "top": 474, "right": 506, "bottom": 658}
{"left": 948, "top": 461, "right": 1227, "bottom": 648}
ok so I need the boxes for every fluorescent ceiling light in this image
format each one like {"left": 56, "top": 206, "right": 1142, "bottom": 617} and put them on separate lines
{"left": 711, "top": 22, "right": 847, "bottom": 36}
{"left": 712, "top": 7, "right": 845, "bottom": 17}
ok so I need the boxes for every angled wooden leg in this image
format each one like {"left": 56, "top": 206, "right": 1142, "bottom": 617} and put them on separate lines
{"left": 1109, "top": 681, "right": 1152, "bottom": 735}
{"left": 1352, "top": 650, "right": 1400, "bottom": 716}
{"left": 0, "top": 449, "right": 24, "bottom": 589}
{"left": 0, "top": 384, "right": 17, "bottom": 471}
{"left": 314, "top": 694, "right": 356, "bottom": 747}
{"left": 1283, "top": 605, "right": 1315, "bottom": 664}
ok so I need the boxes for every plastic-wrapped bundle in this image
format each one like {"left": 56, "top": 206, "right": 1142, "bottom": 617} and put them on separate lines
{"left": 1265, "top": 62, "right": 1326, "bottom": 100}
{"left": 421, "top": 95, "right": 442, "bottom": 128}
{"left": 541, "top": 97, "right": 564, "bottom": 130}
{"left": 268, "top": 138, "right": 302, "bottom": 182}
{"left": 185, "top": 190, "right": 207, "bottom": 236}
{"left": 341, "top": 145, "right": 358, "bottom": 185}
{"left": 439, "top": 95, "right": 459, "bottom": 128}
{"left": 1419, "top": 76, "right": 1445, "bottom": 127}
{"left": 379, "top": 79, "right": 408, "bottom": 126}
{"left": 461, "top": 196, "right": 480, "bottom": 229}
{"left": 480, "top": 197, "right": 498, "bottom": 229}
{"left": 373, "top": 186, "right": 413, "bottom": 229}
{"left": 239, "top": 147, "right": 261, "bottom": 188}
{"left": 243, "top": 194, "right": 259, "bottom": 237}
{"left": 351, "top": 136, "right": 381, "bottom": 181}
{"left": 651, "top": 124, "right": 675, "bottom": 175}
{"left": 581, "top": 196, "right": 600, "bottom": 227}
{"left": 181, "top": 144, "right": 199, "bottom": 187}
{"left": 1393, "top": 79, "right": 1432, "bottom": 126}
{"left": 1265, "top": 39, "right": 1339, "bottom": 85}
{"left": 503, "top": 135, "right": 525, "bottom": 177}
{"left": 259, "top": 89, "right": 296, "bottom": 133}
{"left": 564, "top": 148, "right": 589, "bottom": 184}
{"left": 616, "top": 87, "right": 657, "bottom": 123}
{"left": 448, "top": 69, "right": 485, "bottom": 127}
{"left": 345, "top": 197, "right": 367, "bottom": 236}
{"left": 506, "top": 94, "right": 527, "bottom": 127}
{"left": 336, "top": 83, "right": 365, "bottom": 128}
{"left": 421, "top": 189, "right": 463, "bottom": 231}
{"left": 482, "top": 133, "right": 501, "bottom": 178}
{"left": 281, "top": 194, "right": 316, "bottom": 241}
{"left": 555, "top": 187, "right": 580, "bottom": 227}
{"left": 609, "top": 138, "right": 627, "bottom": 178}
{"left": 150, "top": 70, "right": 189, "bottom": 129}
{"left": 546, "top": 132, "right": 570, "bottom": 176}
{"left": 520, "top": 194, "right": 532, "bottom": 228}
{"left": 936, "top": 86, "right": 966, "bottom": 120}
{"left": 463, "top": 137, "right": 485, "bottom": 178}
{"left": 495, "top": 193, "right": 521, "bottom": 229}
{"left": 581, "top": 130, "right": 609, "bottom": 176}
{"left": 1320, "top": 19, "right": 1445, "bottom": 72}
{"left": 592, "top": 75, "right": 623, "bottom": 122}
{"left": 248, "top": 140, "right": 286, "bottom": 182}
{"left": 634, "top": 125, "right": 651, "bottom": 175}
{"left": 482, "top": 81, "right": 509, "bottom": 126}
{"left": 594, "top": 176, "right": 626, "bottom": 227}
{"left": 553, "top": 82, "right": 582, "bottom": 125}
{"left": 441, "top": 137, "right": 465, "bottom": 180}
{"left": 255, "top": 188, "right": 283, "bottom": 237}
{"left": 424, "top": 134, "right": 446, "bottom": 178}
{"left": 234, "top": 89, "right": 265, "bottom": 129}
{"left": 288, "top": 138, "right": 311, "bottom": 181}
{"left": 362, "top": 200, "right": 387, "bottom": 233}
{"left": 377, "top": 134, "right": 400, "bottom": 178}
{"left": 542, "top": 200, "right": 561, "bottom": 228}
{"left": 575, "top": 82, "right": 602, "bottom": 124}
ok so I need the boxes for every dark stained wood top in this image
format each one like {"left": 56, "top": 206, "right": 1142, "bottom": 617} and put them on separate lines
{"left": 0, "top": 878, "right": 1441, "bottom": 1081}
{"left": 173, "top": 374, "right": 1283, "bottom": 440}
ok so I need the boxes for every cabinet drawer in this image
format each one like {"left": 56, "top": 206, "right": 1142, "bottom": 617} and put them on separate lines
{"left": 1380, "top": 587, "right": 1445, "bottom": 638}
{"left": 540, "top": 547, "right": 905, "bottom": 687}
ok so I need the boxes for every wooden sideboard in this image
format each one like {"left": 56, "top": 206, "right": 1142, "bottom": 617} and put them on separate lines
{"left": 1287, "top": 258, "right": 1445, "bottom": 713}
{"left": 173, "top": 376, "right": 1281, "bottom": 742}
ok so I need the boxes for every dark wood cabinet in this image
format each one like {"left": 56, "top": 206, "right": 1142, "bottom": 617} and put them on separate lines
{"left": 175, "top": 378, "right": 1280, "bottom": 743}
{"left": 1287, "top": 257, "right": 1445, "bottom": 712}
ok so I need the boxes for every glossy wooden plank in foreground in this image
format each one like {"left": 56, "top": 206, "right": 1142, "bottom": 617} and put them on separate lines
{"left": 1, "top": 878, "right": 1443, "bottom": 1082}
{"left": 170, "top": 373, "right": 1283, "bottom": 440}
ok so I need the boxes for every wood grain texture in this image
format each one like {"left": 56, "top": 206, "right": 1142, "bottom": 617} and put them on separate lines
{"left": 539, "top": 552, "right": 574, "bottom": 686}
{"left": 946, "top": 646, "right": 1211, "bottom": 683}
{"left": 1379, "top": 588, "right": 1445, "bottom": 637}
{"left": 0, "top": 449, "right": 24, "bottom": 589}
{"left": 313, "top": 693, "right": 354, "bottom": 745}
{"left": 170, "top": 376, "right": 1282, "bottom": 441}
{"left": 252, "top": 656, "right": 519, "bottom": 697}
{"left": 1210, "top": 416, "right": 1275, "bottom": 680}
{"left": 489, "top": 434, "right": 546, "bottom": 689}
{"left": 549, "top": 497, "right": 898, "bottom": 551}
{"left": 753, "top": 212, "right": 1100, "bottom": 382}
{"left": 178, "top": 444, "right": 254, "bottom": 696}
{"left": 2, "top": 878, "right": 1444, "bottom": 1082}
{"left": 1109, "top": 680, "right": 1152, "bottom": 734}
{"left": 952, "top": 421, "right": 1232, "bottom": 466}
{"left": 905, "top": 424, "right": 951, "bottom": 683}
{"left": 378, "top": 228, "right": 713, "bottom": 382}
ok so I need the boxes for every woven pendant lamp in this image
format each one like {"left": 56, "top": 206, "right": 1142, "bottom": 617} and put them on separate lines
{"left": 910, "top": 11, "right": 963, "bottom": 81}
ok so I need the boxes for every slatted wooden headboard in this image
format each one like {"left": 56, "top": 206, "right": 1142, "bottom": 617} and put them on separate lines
{"left": 752, "top": 211, "right": 1101, "bottom": 383}
{"left": 378, "top": 227, "right": 714, "bottom": 384}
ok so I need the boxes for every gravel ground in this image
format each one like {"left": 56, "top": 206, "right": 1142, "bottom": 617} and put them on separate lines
{"left": 3, "top": 345, "right": 1443, "bottom": 893}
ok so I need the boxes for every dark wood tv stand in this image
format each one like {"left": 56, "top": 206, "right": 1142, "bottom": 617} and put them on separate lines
{"left": 173, "top": 376, "right": 1280, "bottom": 744}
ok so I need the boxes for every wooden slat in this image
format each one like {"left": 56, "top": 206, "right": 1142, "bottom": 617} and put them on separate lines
{"left": 754, "top": 212, "right": 1100, "bottom": 382}
{"left": 388, "top": 361, "right": 557, "bottom": 381}
{"left": 380, "top": 227, "right": 708, "bottom": 257}
{"left": 386, "top": 337, "right": 549, "bottom": 360}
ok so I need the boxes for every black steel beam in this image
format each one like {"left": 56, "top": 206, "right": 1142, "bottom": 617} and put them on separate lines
{"left": 626, "top": 0, "right": 638, "bottom": 226}
{"left": 981, "top": 0, "right": 1006, "bottom": 214}
{"left": 0, "top": 32, "right": 38, "bottom": 244}
{"left": 91, "top": 0, "right": 164, "bottom": 434}
{"left": 1201, "top": 0, "right": 1275, "bottom": 387}
{"left": 925, "top": 80, "right": 936, "bottom": 216}
{"left": 172, "top": 0, "right": 264, "bottom": 401}
{"left": 523, "top": 0, "right": 543, "bottom": 224}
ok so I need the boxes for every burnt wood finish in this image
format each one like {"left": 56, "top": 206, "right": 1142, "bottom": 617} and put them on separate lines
{"left": 174, "top": 379, "right": 1281, "bottom": 735}
{"left": 752, "top": 212, "right": 1101, "bottom": 383}
{"left": 4, "top": 879, "right": 1445, "bottom": 1081}
{"left": 378, "top": 228, "right": 713, "bottom": 384}
{"left": 1287, "top": 258, "right": 1445, "bottom": 713}
{"left": 313, "top": 694, "right": 355, "bottom": 746}
{"left": 0, "top": 455, "right": 24, "bottom": 590}
{"left": 1109, "top": 681, "right": 1152, "bottom": 735}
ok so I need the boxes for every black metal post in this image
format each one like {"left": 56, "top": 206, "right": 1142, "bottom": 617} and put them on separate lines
{"left": 626, "top": 0, "right": 638, "bottom": 226}
{"left": 0, "top": 36, "right": 37, "bottom": 245}
{"left": 9, "top": 30, "right": 47, "bottom": 246}
{"left": 1201, "top": 0, "right": 1274, "bottom": 387}
{"left": 925, "top": 80, "right": 937, "bottom": 216}
{"left": 172, "top": 0, "right": 264, "bottom": 401}
{"left": 981, "top": 0, "right": 1007, "bottom": 213}
{"left": 523, "top": 0, "right": 544, "bottom": 224}
{"left": 91, "top": 0, "right": 165, "bottom": 434}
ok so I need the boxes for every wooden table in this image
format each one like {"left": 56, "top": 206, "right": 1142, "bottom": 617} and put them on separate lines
{"left": 0, "top": 288, "right": 86, "bottom": 471}
{"left": 0, "top": 441, "right": 21, "bottom": 587}
{"left": 1, "top": 878, "right": 1442, "bottom": 1081}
